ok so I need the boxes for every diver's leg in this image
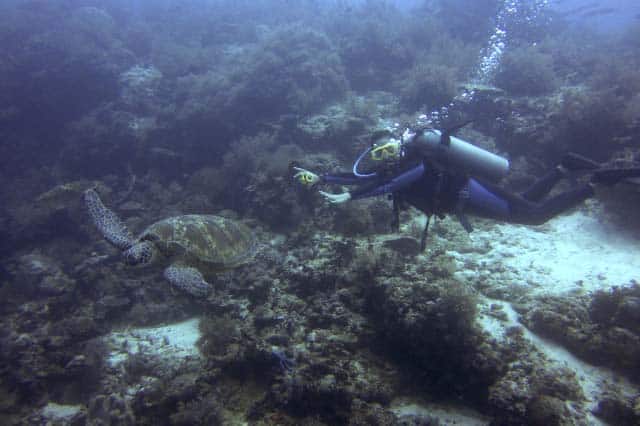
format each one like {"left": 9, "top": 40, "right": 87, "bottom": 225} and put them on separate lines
{"left": 510, "top": 184, "right": 595, "bottom": 225}
{"left": 469, "top": 163, "right": 638, "bottom": 225}
{"left": 522, "top": 153, "right": 602, "bottom": 202}
{"left": 512, "top": 166, "right": 640, "bottom": 224}
{"left": 520, "top": 167, "right": 564, "bottom": 202}
{"left": 462, "top": 179, "right": 512, "bottom": 221}
{"left": 462, "top": 177, "right": 593, "bottom": 225}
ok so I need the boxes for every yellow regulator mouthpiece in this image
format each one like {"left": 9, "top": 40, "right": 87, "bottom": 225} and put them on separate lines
{"left": 292, "top": 167, "right": 320, "bottom": 186}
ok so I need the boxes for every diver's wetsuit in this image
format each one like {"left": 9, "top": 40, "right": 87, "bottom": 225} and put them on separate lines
{"left": 320, "top": 161, "right": 595, "bottom": 227}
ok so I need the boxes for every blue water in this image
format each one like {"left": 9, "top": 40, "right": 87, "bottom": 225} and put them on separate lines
{"left": 549, "top": 0, "right": 640, "bottom": 31}
{"left": 1, "top": 1, "right": 639, "bottom": 425}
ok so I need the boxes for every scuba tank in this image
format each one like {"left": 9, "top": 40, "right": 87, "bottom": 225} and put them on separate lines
{"left": 408, "top": 128, "right": 509, "bottom": 182}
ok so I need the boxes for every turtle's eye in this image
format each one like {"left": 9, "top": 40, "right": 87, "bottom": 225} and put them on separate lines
{"left": 123, "top": 242, "right": 154, "bottom": 266}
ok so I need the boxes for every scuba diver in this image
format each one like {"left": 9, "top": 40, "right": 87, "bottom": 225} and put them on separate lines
{"left": 292, "top": 124, "right": 640, "bottom": 250}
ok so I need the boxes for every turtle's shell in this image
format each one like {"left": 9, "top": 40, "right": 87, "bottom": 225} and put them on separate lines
{"left": 140, "top": 214, "right": 255, "bottom": 269}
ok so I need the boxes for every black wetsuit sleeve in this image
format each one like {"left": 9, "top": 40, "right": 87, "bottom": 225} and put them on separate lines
{"left": 320, "top": 172, "right": 378, "bottom": 185}
{"left": 351, "top": 163, "right": 426, "bottom": 200}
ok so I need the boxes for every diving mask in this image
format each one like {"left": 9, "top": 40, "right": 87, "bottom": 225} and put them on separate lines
{"left": 370, "top": 138, "right": 402, "bottom": 161}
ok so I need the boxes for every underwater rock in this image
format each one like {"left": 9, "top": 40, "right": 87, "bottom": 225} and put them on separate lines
{"left": 88, "top": 393, "right": 135, "bottom": 425}
{"left": 526, "top": 395, "right": 572, "bottom": 426}
{"left": 187, "top": 167, "right": 224, "bottom": 194}
{"left": 88, "top": 319, "right": 208, "bottom": 423}
{"left": 64, "top": 354, "right": 90, "bottom": 375}
{"left": 398, "top": 61, "right": 458, "bottom": 111}
{"left": 488, "top": 360, "right": 584, "bottom": 424}
{"left": 168, "top": 397, "right": 223, "bottom": 425}
{"left": 95, "top": 294, "right": 132, "bottom": 320}
{"left": 521, "top": 288, "right": 640, "bottom": 376}
{"left": 17, "top": 253, "right": 61, "bottom": 280}
{"left": 381, "top": 236, "right": 421, "bottom": 257}
{"left": 494, "top": 45, "right": 558, "bottom": 96}
{"left": 14, "top": 253, "right": 76, "bottom": 297}
{"left": 119, "top": 65, "right": 163, "bottom": 108}
{"left": 364, "top": 266, "right": 501, "bottom": 401}
{"left": 282, "top": 232, "right": 357, "bottom": 296}
{"left": 618, "top": 295, "right": 640, "bottom": 324}
{"left": 297, "top": 103, "right": 366, "bottom": 146}
{"left": 0, "top": 303, "right": 104, "bottom": 420}
{"left": 117, "top": 200, "right": 145, "bottom": 212}
{"left": 347, "top": 399, "right": 399, "bottom": 425}
{"left": 35, "top": 402, "right": 85, "bottom": 426}
{"left": 593, "top": 388, "right": 640, "bottom": 426}
{"left": 253, "top": 306, "right": 282, "bottom": 329}
{"left": 35, "top": 180, "right": 99, "bottom": 214}
{"left": 104, "top": 318, "right": 202, "bottom": 370}
{"left": 198, "top": 314, "right": 253, "bottom": 364}
{"left": 123, "top": 300, "right": 188, "bottom": 326}
{"left": 389, "top": 398, "right": 489, "bottom": 425}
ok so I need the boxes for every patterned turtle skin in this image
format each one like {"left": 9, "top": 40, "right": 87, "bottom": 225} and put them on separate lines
{"left": 140, "top": 214, "right": 255, "bottom": 271}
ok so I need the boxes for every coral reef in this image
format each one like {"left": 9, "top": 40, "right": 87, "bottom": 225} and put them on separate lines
{"left": 1, "top": 1, "right": 640, "bottom": 425}
{"left": 494, "top": 45, "right": 558, "bottom": 96}
{"left": 520, "top": 284, "right": 640, "bottom": 379}
{"left": 398, "top": 62, "right": 458, "bottom": 111}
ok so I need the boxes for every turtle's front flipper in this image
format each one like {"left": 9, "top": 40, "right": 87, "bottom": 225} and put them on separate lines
{"left": 164, "top": 265, "right": 212, "bottom": 297}
{"left": 84, "top": 189, "right": 135, "bottom": 250}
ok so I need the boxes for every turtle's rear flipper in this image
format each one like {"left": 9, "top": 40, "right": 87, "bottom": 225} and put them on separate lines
{"left": 164, "top": 265, "right": 211, "bottom": 297}
{"left": 84, "top": 189, "right": 135, "bottom": 250}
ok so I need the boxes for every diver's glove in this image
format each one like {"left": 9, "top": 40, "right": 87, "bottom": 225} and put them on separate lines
{"left": 293, "top": 167, "right": 320, "bottom": 187}
{"left": 319, "top": 191, "right": 351, "bottom": 204}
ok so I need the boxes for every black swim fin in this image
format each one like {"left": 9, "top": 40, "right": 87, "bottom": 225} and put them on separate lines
{"left": 391, "top": 196, "right": 400, "bottom": 232}
{"left": 592, "top": 168, "right": 640, "bottom": 185}
{"left": 457, "top": 213, "right": 474, "bottom": 233}
{"left": 420, "top": 215, "right": 431, "bottom": 251}
{"left": 440, "top": 120, "right": 473, "bottom": 146}
{"left": 561, "top": 152, "right": 601, "bottom": 171}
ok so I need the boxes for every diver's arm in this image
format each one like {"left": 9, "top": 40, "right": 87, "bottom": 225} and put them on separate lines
{"left": 293, "top": 167, "right": 378, "bottom": 187}
{"left": 319, "top": 191, "right": 352, "bottom": 204}
{"left": 294, "top": 166, "right": 378, "bottom": 204}
{"left": 350, "top": 163, "right": 425, "bottom": 200}
{"left": 319, "top": 163, "right": 425, "bottom": 204}
{"left": 321, "top": 172, "right": 378, "bottom": 185}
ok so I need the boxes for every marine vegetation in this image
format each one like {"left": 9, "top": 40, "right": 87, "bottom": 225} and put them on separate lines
{"left": 1, "top": 1, "right": 640, "bottom": 425}
{"left": 494, "top": 45, "right": 558, "bottom": 96}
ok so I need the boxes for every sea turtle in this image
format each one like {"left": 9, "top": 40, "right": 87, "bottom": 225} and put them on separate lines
{"left": 84, "top": 188, "right": 256, "bottom": 296}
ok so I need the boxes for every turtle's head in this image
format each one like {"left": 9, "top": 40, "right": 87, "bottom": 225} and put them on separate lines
{"left": 123, "top": 241, "right": 156, "bottom": 266}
